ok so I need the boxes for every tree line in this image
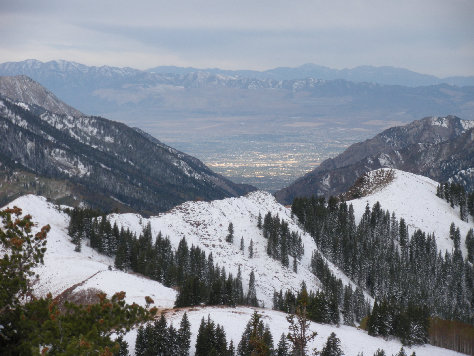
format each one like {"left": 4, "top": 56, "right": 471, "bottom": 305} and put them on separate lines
{"left": 436, "top": 182, "right": 474, "bottom": 222}
{"left": 259, "top": 212, "right": 304, "bottom": 270}
{"left": 68, "top": 208, "right": 259, "bottom": 308}
{"left": 291, "top": 196, "right": 473, "bottom": 325}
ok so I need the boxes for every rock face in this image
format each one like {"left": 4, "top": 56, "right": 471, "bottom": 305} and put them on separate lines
{"left": 275, "top": 116, "right": 474, "bottom": 204}
{"left": 0, "top": 76, "right": 255, "bottom": 214}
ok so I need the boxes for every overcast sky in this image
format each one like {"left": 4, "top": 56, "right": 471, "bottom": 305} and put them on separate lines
{"left": 1, "top": 0, "right": 473, "bottom": 76}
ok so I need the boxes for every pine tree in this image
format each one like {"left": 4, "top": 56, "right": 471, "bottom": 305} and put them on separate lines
{"left": 152, "top": 313, "right": 169, "bottom": 354}
{"left": 320, "top": 332, "right": 343, "bottom": 356}
{"left": 116, "top": 336, "right": 129, "bottom": 356}
{"left": 276, "top": 333, "right": 290, "bottom": 356}
{"left": 466, "top": 228, "right": 474, "bottom": 263}
{"left": 395, "top": 347, "right": 407, "bottom": 356}
{"left": 249, "top": 239, "right": 254, "bottom": 258}
{"left": 240, "top": 237, "right": 245, "bottom": 252}
{"left": 135, "top": 325, "right": 146, "bottom": 356}
{"left": 178, "top": 312, "right": 191, "bottom": 356}
{"left": 257, "top": 212, "right": 262, "bottom": 229}
{"left": 195, "top": 317, "right": 209, "bottom": 356}
{"left": 373, "top": 349, "right": 386, "bottom": 356}
{"left": 195, "top": 315, "right": 228, "bottom": 356}
{"left": 227, "top": 222, "right": 234, "bottom": 243}
{"left": 247, "top": 270, "right": 258, "bottom": 306}
{"left": 168, "top": 323, "right": 179, "bottom": 355}
{"left": 237, "top": 311, "right": 272, "bottom": 356}
{"left": 228, "top": 340, "right": 236, "bottom": 356}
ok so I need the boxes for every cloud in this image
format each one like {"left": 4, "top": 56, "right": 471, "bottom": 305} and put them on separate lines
{"left": 0, "top": 0, "right": 473, "bottom": 76}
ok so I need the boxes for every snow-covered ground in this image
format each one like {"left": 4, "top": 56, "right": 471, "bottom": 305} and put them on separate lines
{"left": 348, "top": 169, "right": 473, "bottom": 256}
{"left": 2, "top": 195, "right": 176, "bottom": 308}
{"left": 2, "top": 177, "right": 471, "bottom": 355}
{"left": 124, "top": 306, "right": 465, "bottom": 356}
{"left": 108, "top": 191, "right": 358, "bottom": 307}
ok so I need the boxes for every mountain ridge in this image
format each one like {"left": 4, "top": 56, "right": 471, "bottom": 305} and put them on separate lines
{"left": 275, "top": 116, "right": 474, "bottom": 204}
{"left": 0, "top": 76, "right": 255, "bottom": 214}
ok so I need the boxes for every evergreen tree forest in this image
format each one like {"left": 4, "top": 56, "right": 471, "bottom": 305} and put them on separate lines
{"left": 68, "top": 209, "right": 253, "bottom": 308}
{"left": 436, "top": 182, "right": 474, "bottom": 222}
{"left": 366, "top": 299, "right": 430, "bottom": 346}
{"left": 291, "top": 196, "right": 474, "bottom": 336}
{"left": 0, "top": 207, "right": 154, "bottom": 355}
{"left": 273, "top": 281, "right": 369, "bottom": 326}
{"left": 195, "top": 315, "right": 233, "bottom": 356}
{"left": 237, "top": 311, "right": 274, "bottom": 356}
{"left": 260, "top": 212, "right": 304, "bottom": 267}
{"left": 135, "top": 313, "right": 191, "bottom": 356}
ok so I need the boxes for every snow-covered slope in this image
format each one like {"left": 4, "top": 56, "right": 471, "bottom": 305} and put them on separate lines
{"left": 348, "top": 169, "right": 473, "bottom": 255}
{"left": 108, "top": 190, "right": 359, "bottom": 307}
{"left": 2, "top": 192, "right": 469, "bottom": 355}
{"left": 1, "top": 195, "right": 176, "bottom": 307}
{"left": 124, "top": 306, "right": 464, "bottom": 356}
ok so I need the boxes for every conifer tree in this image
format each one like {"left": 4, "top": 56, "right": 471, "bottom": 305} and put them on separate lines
{"left": 466, "top": 228, "right": 474, "bottom": 263}
{"left": 178, "top": 312, "right": 192, "bottom": 356}
{"left": 247, "top": 270, "right": 258, "bottom": 306}
{"left": 237, "top": 311, "right": 273, "bottom": 356}
{"left": 227, "top": 222, "right": 234, "bottom": 243}
{"left": 195, "top": 315, "right": 229, "bottom": 356}
{"left": 116, "top": 336, "right": 129, "bottom": 356}
{"left": 228, "top": 340, "right": 236, "bottom": 356}
{"left": 276, "top": 333, "right": 290, "bottom": 356}
{"left": 395, "top": 347, "right": 407, "bottom": 356}
{"left": 249, "top": 239, "right": 254, "bottom": 258}
{"left": 320, "top": 332, "right": 343, "bottom": 356}
{"left": 135, "top": 325, "right": 146, "bottom": 356}
{"left": 240, "top": 236, "right": 245, "bottom": 252}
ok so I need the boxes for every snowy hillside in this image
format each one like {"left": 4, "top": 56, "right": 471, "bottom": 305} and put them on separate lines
{"left": 348, "top": 169, "right": 473, "bottom": 255}
{"left": 124, "top": 306, "right": 464, "bottom": 356}
{"left": 1, "top": 195, "right": 176, "bottom": 308}
{"left": 2, "top": 193, "right": 470, "bottom": 355}
{"left": 108, "top": 190, "right": 355, "bottom": 307}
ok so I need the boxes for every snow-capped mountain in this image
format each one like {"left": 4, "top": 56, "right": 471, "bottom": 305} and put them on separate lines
{"left": 276, "top": 116, "right": 474, "bottom": 204}
{"left": 0, "top": 76, "right": 255, "bottom": 213}
{"left": 348, "top": 169, "right": 473, "bottom": 256}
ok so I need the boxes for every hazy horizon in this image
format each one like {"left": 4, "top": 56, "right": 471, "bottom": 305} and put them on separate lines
{"left": 1, "top": 0, "right": 473, "bottom": 77}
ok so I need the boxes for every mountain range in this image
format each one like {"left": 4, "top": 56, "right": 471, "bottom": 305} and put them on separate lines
{"left": 0, "top": 75, "right": 254, "bottom": 214}
{"left": 147, "top": 62, "right": 474, "bottom": 87}
{"left": 275, "top": 116, "right": 474, "bottom": 204}
{"left": 0, "top": 60, "right": 473, "bottom": 148}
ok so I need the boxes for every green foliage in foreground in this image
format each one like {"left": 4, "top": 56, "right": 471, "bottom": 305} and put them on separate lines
{"left": 0, "top": 206, "right": 154, "bottom": 355}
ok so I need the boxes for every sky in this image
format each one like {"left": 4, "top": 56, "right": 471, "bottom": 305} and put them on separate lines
{"left": 0, "top": 0, "right": 473, "bottom": 77}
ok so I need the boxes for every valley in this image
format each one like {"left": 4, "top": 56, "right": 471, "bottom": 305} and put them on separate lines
{"left": 173, "top": 130, "right": 367, "bottom": 191}
{"left": 0, "top": 63, "right": 473, "bottom": 355}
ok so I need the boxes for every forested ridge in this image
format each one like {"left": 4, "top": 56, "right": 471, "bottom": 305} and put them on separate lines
{"left": 68, "top": 209, "right": 258, "bottom": 309}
